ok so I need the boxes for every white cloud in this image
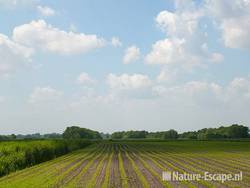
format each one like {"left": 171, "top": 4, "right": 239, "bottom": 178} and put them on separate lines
{"left": 156, "top": 9, "right": 203, "bottom": 37}
{"left": 29, "top": 86, "right": 63, "bottom": 103}
{"left": 0, "top": 33, "right": 33, "bottom": 76}
{"left": 206, "top": 0, "right": 250, "bottom": 49}
{"left": 146, "top": 1, "right": 225, "bottom": 70}
{"left": 107, "top": 73, "right": 151, "bottom": 90}
{"left": 210, "top": 52, "right": 224, "bottom": 63}
{"left": 111, "top": 37, "right": 122, "bottom": 47}
{"left": 13, "top": 20, "right": 106, "bottom": 55}
{"left": 227, "top": 77, "right": 250, "bottom": 98}
{"left": 153, "top": 77, "right": 250, "bottom": 107}
{"left": 153, "top": 81, "right": 211, "bottom": 97}
{"left": 145, "top": 38, "right": 200, "bottom": 68}
{"left": 152, "top": 80, "right": 224, "bottom": 108}
{"left": 37, "top": 5, "right": 55, "bottom": 17}
{"left": 201, "top": 43, "right": 224, "bottom": 63}
{"left": 122, "top": 45, "right": 140, "bottom": 64}
{"left": 77, "top": 72, "right": 96, "bottom": 85}
{"left": 145, "top": 38, "right": 185, "bottom": 65}
{"left": 0, "top": 34, "right": 33, "bottom": 59}
{"left": 0, "top": 0, "right": 37, "bottom": 8}
{"left": 221, "top": 18, "right": 250, "bottom": 49}
{"left": 157, "top": 68, "right": 177, "bottom": 83}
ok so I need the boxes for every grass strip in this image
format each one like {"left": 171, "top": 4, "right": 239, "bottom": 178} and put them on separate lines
{"left": 118, "top": 149, "right": 129, "bottom": 188}
{"left": 101, "top": 147, "right": 114, "bottom": 188}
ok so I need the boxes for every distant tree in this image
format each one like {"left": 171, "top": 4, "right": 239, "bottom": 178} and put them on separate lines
{"left": 194, "top": 124, "right": 249, "bottom": 140}
{"left": 111, "top": 131, "right": 125, "bottom": 139}
{"left": 124, "top": 131, "right": 148, "bottom": 139}
{"left": 179, "top": 131, "right": 197, "bottom": 139}
{"left": 227, "top": 124, "right": 249, "bottom": 138}
{"left": 0, "top": 134, "right": 17, "bottom": 140}
{"left": 147, "top": 131, "right": 165, "bottom": 139}
{"left": 100, "top": 132, "right": 110, "bottom": 139}
{"left": 10, "top": 134, "right": 16, "bottom": 139}
{"left": 162, "top": 130, "right": 178, "bottom": 140}
{"left": 43, "top": 133, "right": 62, "bottom": 139}
{"left": 63, "top": 126, "right": 102, "bottom": 140}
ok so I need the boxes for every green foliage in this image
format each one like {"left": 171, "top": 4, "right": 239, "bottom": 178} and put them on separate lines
{"left": 0, "top": 134, "right": 17, "bottom": 141}
{"left": 0, "top": 139, "right": 91, "bottom": 177}
{"left": 148, "top": 129, "right": 178, "bottom": 139}
{"left": 180, "top": 124, "right": 249, "bottom": 140}
{"left": 111, "top": 130, "right": 178, "bottom": 140}
{"left": 111, "top": 131, "right": 125, "bottom": 139}
{"left": 63, "top": 126, "right": 102, "bottom": 139}
{"left": 124, "top": 131, "right": 148, "bottom": 139}
{"left": 21, "top": 133, "right": 62, "bottom": 139}
{"left": 100, "top": 132, "right": 110, "bottom": 139}
{"left": 111, "top": 124, "right": 249, "bottom": 140}
{"left": 179, "top": 131, "right": 198, "bottom": 139}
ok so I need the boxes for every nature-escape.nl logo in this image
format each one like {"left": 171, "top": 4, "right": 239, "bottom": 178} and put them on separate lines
{"left": 162, "top": 171, "right": 243, "bottom": 183}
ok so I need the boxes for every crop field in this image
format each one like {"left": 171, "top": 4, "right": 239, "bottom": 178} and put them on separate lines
{"left": 0, "top": 141, "right": 249, "bottom": 188}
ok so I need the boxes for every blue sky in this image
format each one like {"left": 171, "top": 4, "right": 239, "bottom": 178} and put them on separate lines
{"left": 0, "top": 0, "right": 250, "bottom": 134}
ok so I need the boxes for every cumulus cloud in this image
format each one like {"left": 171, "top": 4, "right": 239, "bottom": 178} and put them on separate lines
{"left": 77, "top": 72, "right": 96, "bottom": 85}
{"left": 122, "top": 45, "right": 140, "bottom": 64}
{"left": 206, "top": 0, "right": 250, "bottom": 49}
{"left": 221, "top": 18, "right": 250, "bottom": 49}
{"left": 0, "top": 33, "right": 33, "bottom": 76}
{"left": 156, "top": 9, "right": 203, "bottom": 37}
{"left": 145, "top": 38, "right": 201, "bottom": 68}
{"left": 146, "top": 1, "right": 223, "bottom": 70}
{"left": 37, "top": 5, "right": 55, "bottom": 17}
{"left": 13, "top": 20, "right": 106, "bottom": 55}
{"left": 145, "top": 38, "right": 184, "bottom": 65}
{"left": 29, "top": 86, "right": 63, "bottom": 103}
{"left": 107, "top": 73, "right": 151, "bottom": 90}
{"left": 111, "top": 37, "right": 122, "bottom": 47}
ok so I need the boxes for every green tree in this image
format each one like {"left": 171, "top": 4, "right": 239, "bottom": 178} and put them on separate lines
{"left": 162, "top": 130, "right": 178, "bottom": 139}
{"left": 63, "top": 126, "right": 102, "bottom": 139}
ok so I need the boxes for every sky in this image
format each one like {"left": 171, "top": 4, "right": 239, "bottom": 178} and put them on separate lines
{"left": 0, "top": 0, "right": 250, "bottom": 134}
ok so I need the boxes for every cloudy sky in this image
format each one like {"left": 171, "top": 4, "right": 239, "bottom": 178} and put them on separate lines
{"left": 0, "top": 0, "right": 250, "bottom": 134}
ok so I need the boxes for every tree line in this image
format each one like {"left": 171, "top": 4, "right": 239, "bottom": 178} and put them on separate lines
{"left": 0, "top": 124, "right": 249, "bottom": 140}
{"left": 179, "top": 124, "right": 249, "bottom": 140}
{"left": 111, "top": 130, "right": 178, "bottom": 139}
{"left": 110, "top": 124, "right": 249, "bottom": 140}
